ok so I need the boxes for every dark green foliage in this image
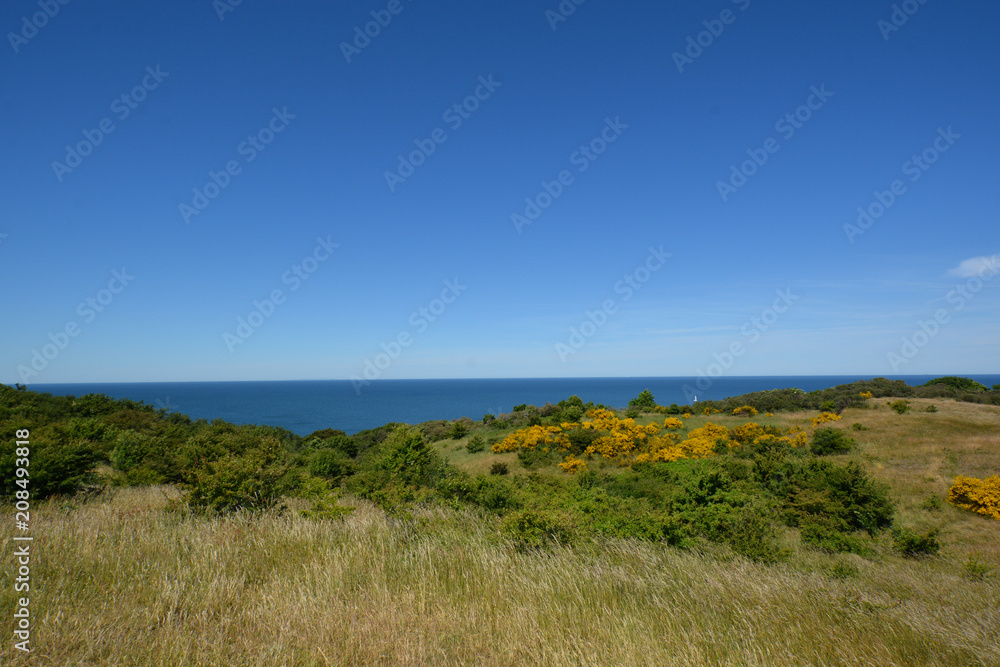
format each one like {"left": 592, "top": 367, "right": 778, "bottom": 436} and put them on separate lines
{"left": 183, "top": 437, "right": 287, "bottom": 514}
{"left": 924, "top": 404, "right": 938, "bottom": 413}
{"left": 892, "top": 527, "right": 941, "bottom": 557}
{"left": 920, "top": 495, "right": 943, "bottom": 511}
{"left": 629, "top": 389, "right": 657, "bottom": 409}
{"left": 347, "top": 426, "right": 452, "bottom": 510}
{"left": 921, "top": 376, "right": 987, "bottom": 393}
{"left": 490, "top": 462, "right": 509, "bottom": 476}
{"left": 890, "top": 400, "right": 910, "bottom": 414}
{"left": 517, "top": 446, "right": 557, "bottom": 469}
{"left": 448, "top": 420, "right": 469, "bottom": 439}
{"left": 420, "top": 420, "right": 452, "bottom": 442}
{"left": 800, "top": 522, "right": 870, "bottom": 555}
{"left": 810, "top": 427, "right": 856, "bottom": 455}
{"left": 482, "top": 413, "right": 495, "bottom": 424}
{"left": 690, "top": 378, "right": 916, "bottom": 415}
{"left": 851, "top": 423, "right": 867, "bottom": 430}
{"left": 308, "top": 448, "right": 354, "bottom": 481}
{"left": 765, "top": 459, "right": 894, "bottom": 536}
{"left": 512, "top": 404, "right": 527, "bottom": 412}
{"left": 8, "top": 437, "right": 99, "bottom": 498}
{"left": 465, "top": 435, "right": 485, "bottom": 454}
{"left": 500, "top": 509, "right": 577, "bottom": 549}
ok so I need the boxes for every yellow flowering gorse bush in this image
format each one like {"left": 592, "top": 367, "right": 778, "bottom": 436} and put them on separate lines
{"left": 558, "top": 455, "right": 588, "bottom": 474}
{"left": 948, "top": 475, "right": 1000, "bottom": 520}
{"left": 732, "top": 405, "right": 758, "bottom": 417}
{"left": 493, "top": 411, "right": 809, "bottom": 474}
{"left": 492, "top": 425, "right": 569, "bottom": 453}
{"left": 811, "top": 412, "right": 842, "bottom": 428}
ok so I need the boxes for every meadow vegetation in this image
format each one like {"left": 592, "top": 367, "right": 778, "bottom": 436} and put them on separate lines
{"left": 1, "top": 378, "right": 999, "bottom": 666}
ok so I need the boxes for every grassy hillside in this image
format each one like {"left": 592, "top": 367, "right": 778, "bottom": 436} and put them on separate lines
{"left": 1, "top": 382, "right": 998, "bottom": 665}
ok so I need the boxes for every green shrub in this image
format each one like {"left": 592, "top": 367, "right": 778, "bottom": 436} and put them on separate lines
{"left": 892, "top": 527, "right": 941, "bottom": 557}
{"left": 308, "top": 448, "right": 354, "bottom": 481}
{"left": 851, "top": 423, "right": 867, "bottom": 430}
{"left": 800, "top": 521, "right": 870, "bottom": 555}
{"left": 295, "top": 476, "right": 355, "bottom": 521}
{"left": 109, "top": 431, "right": 152, "bottom": 472}
{"left": 490, "top": 462, "right": 509, "bottom": 476}
{"left": 920, "top": 495, "right": 942, "bottom": 511}
{"left": 766, "top": 460, "right": 894, "bottom": 536}
{"left": 924, "top": 404, "right": 938, "bottom": 413}
{"left": 512, "top": 404, "right": 527, "bottom": 412}
{"left": 921, "top": 376, "right": 987, "bottom": 393}
{"left": 890, "top": 400, "right": 910, "bottom": 414}
{"left": 963, "top": 554, "right": 994, "bottom": 581}
{"left": 629, "top": 389, "right": 657, "bottom": 409}
{"left": 448, "top": 420, "right": 469, "bottom": 439}
{"left": 810, "top": 427, "right": 855, "bottom": 455}
{"left": 184, "top": 438, "right": 286, "bottom": 515}
{"left": 1, "top": 436, "right": 99, "bottom": 498}
{"left": 500, "top": 509, "right": 576, "bottom": 548}
{"left": 482, "top": 413, "right": 495, "bottom": 424}
{"left": 517, "top": 446, "right": 556, "bottom": 469}
{"left": 421, "top": 421, "right": 452, "bottom": 442}
{"left": 465, "top": 435, "right": 485, "bottom": 454}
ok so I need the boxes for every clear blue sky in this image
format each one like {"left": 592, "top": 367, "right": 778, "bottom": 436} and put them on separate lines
{"left": 2, "top": 0, "right": 998, "bottom": 383}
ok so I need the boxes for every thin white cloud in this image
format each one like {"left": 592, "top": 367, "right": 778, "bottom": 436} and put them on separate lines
{"left": 947, "top": 255, "right": 1000, "bottom": 278}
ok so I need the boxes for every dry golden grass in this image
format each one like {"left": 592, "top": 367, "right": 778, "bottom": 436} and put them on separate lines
{"left": 2, "top": 398, "right": 999, "bottom": 666}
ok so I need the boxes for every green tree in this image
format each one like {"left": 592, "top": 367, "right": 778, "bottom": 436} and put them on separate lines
{"left": 629, "top": 389, "right": 656, "bottom": 409}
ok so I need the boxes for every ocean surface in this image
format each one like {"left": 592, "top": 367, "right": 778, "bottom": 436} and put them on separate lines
{"left": 24, "top": 375, "right": 1000, "bottom": 436}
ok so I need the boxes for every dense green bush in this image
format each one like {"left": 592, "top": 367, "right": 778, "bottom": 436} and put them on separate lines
{"left": 449, "top": 420, "right": 470, "bottom": 439}
{"left": 810, "top": 428, "right": 856, "bottom": 455}
{"left": 892, "top": 527, "right": 941, "bottom": 557}
{"left": 921, "top": 376, "right": 987, "bottom": 393}
{"left": 109, "top": 430, "right": 153, "bottom": 472}
{"left": 500, "top": 508, "right": 577, "bottom": 549}
{"left": 16, "top": 438, "right": 99, "bottom": 498}
{"left": 183, "top": 437, "right": 287, "bottom": 514}
{"left": 890, "top": 400, "right": 910, "bottom": 414}
{"left": 629, "top": 389, "right": 657, "bottom": 409}
{"left": 465, "top": 435, "right": 485, "bottom": 454}
{"left": 308, "top": 448, "right": 354, "bottom": 481}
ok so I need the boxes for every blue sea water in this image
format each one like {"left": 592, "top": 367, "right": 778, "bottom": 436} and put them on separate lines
{"left": 23, "top": 375, "right": 1000, "bottom": 436}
